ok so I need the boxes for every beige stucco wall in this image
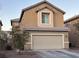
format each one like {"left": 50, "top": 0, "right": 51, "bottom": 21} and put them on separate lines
{"left": 24, "top": 31, "right": 69, "bottom": 49}
{"left": 20, "top": 3, "right": 64, "bottom": 29}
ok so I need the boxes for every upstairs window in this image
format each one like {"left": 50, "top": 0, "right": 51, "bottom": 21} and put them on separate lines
{"left": 37, "top": 8, "right": 54, "bottom": 27}
{"left": 42, "top": 13, "right": 49, "bottom": 24}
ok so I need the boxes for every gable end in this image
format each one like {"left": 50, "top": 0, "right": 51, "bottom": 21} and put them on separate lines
{"left": 19, "top": 0, "right": 65, "bottom": 22}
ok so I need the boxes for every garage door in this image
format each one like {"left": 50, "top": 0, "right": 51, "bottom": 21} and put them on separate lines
{"left": 32, "top": 35, "right": 64, "bottom": 49}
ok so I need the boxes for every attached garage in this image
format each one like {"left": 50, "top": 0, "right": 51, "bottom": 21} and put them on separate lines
{"left": 31, "top": 34, "right": 64, "bottom": 49}
{"left": 24, "top": 28, "right": 69, "bottom": 49}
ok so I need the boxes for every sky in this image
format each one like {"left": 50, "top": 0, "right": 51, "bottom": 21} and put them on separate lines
{"left": 0, "top": 0, "right": 79, "bottom": 31}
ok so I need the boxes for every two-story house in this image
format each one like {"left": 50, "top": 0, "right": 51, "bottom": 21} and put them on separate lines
{"left": 65, "top": 15, "right": 79, "bottom": 48}
{"left": 11, "top": 0, "right": 69, "bottom": 49}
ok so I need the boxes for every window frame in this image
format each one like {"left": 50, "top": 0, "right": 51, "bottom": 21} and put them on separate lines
{"left": 37, "top": 8, "right": 54, "bottom": 27}
{"left": 42, "top": 12, "right": 50, "bottom": 24}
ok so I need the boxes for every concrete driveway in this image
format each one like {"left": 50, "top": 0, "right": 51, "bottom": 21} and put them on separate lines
{"left": 0, "top": 49, "right": 79, "bottom": 58}
{"left": 34, "top": 49, "right": 79, "bottom": 58}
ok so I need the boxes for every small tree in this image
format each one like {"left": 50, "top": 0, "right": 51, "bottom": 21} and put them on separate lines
{"left": 73, "top": 22, "right": 79, "bottom": 36}
{"left": 73, "top": 22, "right": 79, "bottom": 47}
{"left": 0, "top": 30, "right": 7, "bottom": 50}
{"left": 12, "top": 26, "right": 29, "bottom": 53}
{"left": 0, "top": 31, "right": 4, "bottom": 50}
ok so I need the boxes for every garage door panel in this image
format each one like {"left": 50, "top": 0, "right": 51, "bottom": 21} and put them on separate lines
{"left": 32, "top": 35, "right": 63, "bottom": 49}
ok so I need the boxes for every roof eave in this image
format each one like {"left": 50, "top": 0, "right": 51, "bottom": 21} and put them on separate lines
{"left": 19, "top": 0, "right": 65, "bottom": 22}
{"left": 64, "top": 15, "right": 79, "bottom": 24}
{"left": 24, "top": 30, "right": 68, "bottom": 32}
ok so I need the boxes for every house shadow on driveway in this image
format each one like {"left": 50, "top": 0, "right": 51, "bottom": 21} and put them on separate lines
{"left": 0, "top": 53, "right": 7, "bottom": 58}
{"left": 0, "top": 50, "right": 41, "bottom": 58}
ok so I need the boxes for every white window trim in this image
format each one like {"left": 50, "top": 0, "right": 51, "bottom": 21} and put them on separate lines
{"left": 37, "top": 8, "right": 54, "bottom": 27}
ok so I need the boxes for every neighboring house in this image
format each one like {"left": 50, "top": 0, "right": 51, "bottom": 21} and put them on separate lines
{"left": 11, "top": 0, "right": 69, "bottom": 49}
{"left": 11, "top": 18, "right": 19, "bottom": 29}
{"left": 64, "top": 15, "right": 79, "bottom": 48}
{"left": 0, "top": 20, "right": 3, "bottom": 30}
